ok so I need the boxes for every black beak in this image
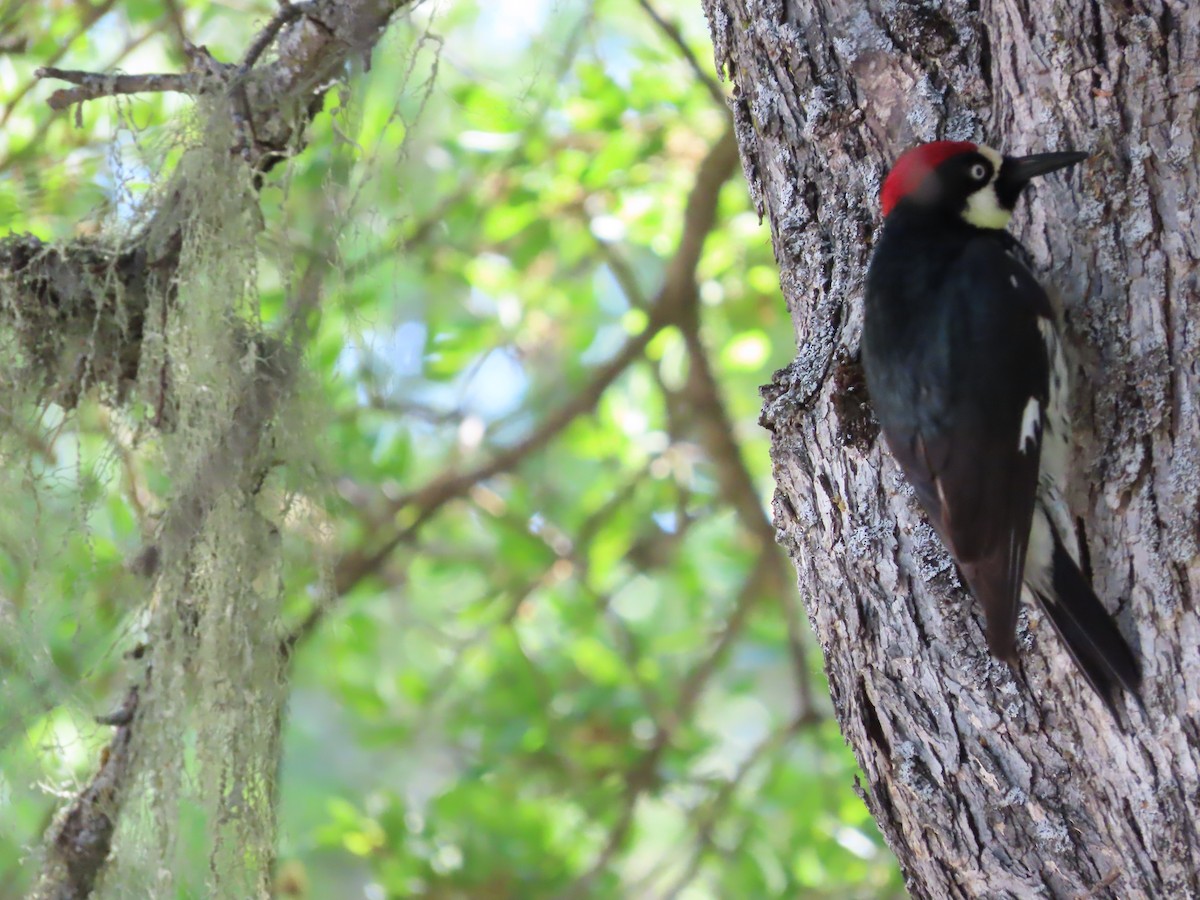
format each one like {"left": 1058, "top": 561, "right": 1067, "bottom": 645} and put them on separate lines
{"left": 996, "top": 150, "right": 1089, "bottom": 206}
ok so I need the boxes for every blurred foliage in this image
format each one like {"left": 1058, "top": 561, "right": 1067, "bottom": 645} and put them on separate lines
{"left": 0, "top": 0, "right": 903, "bottom": 897}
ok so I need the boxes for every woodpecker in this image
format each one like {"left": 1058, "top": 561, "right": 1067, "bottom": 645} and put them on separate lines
{"left": 860, "top": 140, "right": 1141, "bottom": 713}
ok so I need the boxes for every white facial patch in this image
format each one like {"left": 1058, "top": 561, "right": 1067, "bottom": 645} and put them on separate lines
{"left": 962, "top": 144, "right": 1013, "bottom": 230}
{"left": 1018, "top": 396, "right": 1041, "bottom": 453}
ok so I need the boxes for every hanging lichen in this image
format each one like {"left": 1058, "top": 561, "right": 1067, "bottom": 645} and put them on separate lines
{"left": 6, "top": 88, "right": 305, "bottom": 897}
{"left": 101, "top": 100, "right": 292, "bottom": 897}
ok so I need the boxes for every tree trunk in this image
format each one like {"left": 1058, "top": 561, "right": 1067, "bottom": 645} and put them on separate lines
{"left": 699, "top": 0, "right": 1200, "bottom": 896}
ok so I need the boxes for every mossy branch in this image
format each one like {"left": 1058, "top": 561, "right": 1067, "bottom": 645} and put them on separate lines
{"left": 23, "top": 2, "right": 418, "bottom": 897}
{"left": 3, "top": 0, "right": 416, "bottom": 414}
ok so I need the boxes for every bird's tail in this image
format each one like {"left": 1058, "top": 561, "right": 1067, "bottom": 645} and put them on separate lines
{"left": 1032, "top": 528, "right": 1142, "bottom": 716}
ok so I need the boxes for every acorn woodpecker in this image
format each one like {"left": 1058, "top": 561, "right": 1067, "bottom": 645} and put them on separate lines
{"left": 861, "top": 140, "right": 1141, "bottom": 713}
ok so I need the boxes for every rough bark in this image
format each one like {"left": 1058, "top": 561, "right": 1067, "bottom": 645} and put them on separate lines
{"left": 699, "top": 0, "right": 1200, "bottom": 897}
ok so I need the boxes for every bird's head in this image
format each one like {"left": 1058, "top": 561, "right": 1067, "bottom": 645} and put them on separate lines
{"left": 879, "top": 141, "right": 1088, "bottom": 229}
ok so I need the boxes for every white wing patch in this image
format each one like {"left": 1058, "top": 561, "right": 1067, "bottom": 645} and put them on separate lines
{"left": 1019, "top": 396, "right": 1041, "bottom": 453}
{"left": 1036, "top": 314, "right": 1072, "bottom": 491}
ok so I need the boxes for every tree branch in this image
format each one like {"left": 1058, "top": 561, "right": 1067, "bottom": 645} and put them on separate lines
{"left": 32, "top": 685, "right": 139, "bottom": 900}
{"left": 35, "top": 67, "right": 198, "bottom": 110}
{"left": 2, "top": 0, "right": 419, "bottom": 411}
{"left": 287, "top": 126, "right": 741, "bottom": 649}
{"left": 234, "top": 0, "right": 318, "bottom": 79}
{"left": 675, "top": 310, "right": 816, "bottom": 716}
{"left": 0, "top": 18, "right": 166, "bottom": 173}
{"left": 599, "top": 143, "right": 815, "bottom": 719}
{"left": 559, "top": 546, "right": 774, "bottom": 899}
{"left": 649, "top": 712, "right": 816, "bottom": 897}
{"left": 637, "top": 0, "right": 727, "bottom": 108}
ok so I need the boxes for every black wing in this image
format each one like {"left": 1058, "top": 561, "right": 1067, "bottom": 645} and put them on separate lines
{"left": 864, "top": 232, "right": 1053, "bottom": 662}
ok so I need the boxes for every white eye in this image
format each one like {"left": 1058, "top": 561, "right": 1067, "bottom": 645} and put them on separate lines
{"left": 970, "top": 163, "right": 989, "bottom": 181}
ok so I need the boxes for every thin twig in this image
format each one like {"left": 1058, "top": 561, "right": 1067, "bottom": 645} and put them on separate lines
{"left": 557, "top": 551, "right": 774, "bottom": 900}
{"left": 637, "top": 0, "right": 727, "bottom": 107}
{"left": 595, "top": 239, "right": 652, "bottom": 309}
{"left": 33, "top": 1, "right": 318, "bottom": 113}
{"left": 0, "top": 22, "right": 164, "bottom": 172}
{"left": 235, "top": 1, "right": 317, "bottom": 80}
{"left": 325, "top": 325, "right": 656, "bottom": 599}
{"left": 162, "top": 0, "right": 191, "bottom": 54}
{"left": 655, "top": 713, "right": 816, "bottom": 898}
{"left": 34, "top": 67, "right": 198, "bottom": 110}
